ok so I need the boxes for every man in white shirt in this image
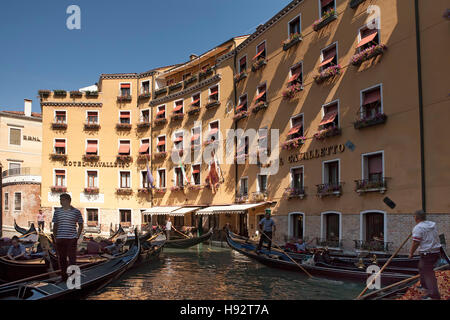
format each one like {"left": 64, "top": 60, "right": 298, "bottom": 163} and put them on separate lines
{"left": 165, "top": 217, "right": 172, "bottom": 241}
{"left": 409, "top": 210, "right": 442, "bottom": 300}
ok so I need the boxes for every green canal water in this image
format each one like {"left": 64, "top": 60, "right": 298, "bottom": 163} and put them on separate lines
{"left": 87, "top": 244, "right": 366, "bottom": 300}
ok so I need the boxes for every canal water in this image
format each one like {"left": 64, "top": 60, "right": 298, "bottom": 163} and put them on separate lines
{"left": 87, "top": 243, "right": 366, "bottom": 300}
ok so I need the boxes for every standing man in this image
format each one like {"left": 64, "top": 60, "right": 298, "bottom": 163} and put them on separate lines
{"left": 37, "top": 209, "right": 45, "bottom": 231}
{"left": 257, "top": 209, "right": 276, "bottom": 253}
{"left": 409, "top": 210, "right": 442, "bottom": 300}
{"left": 165, "top": 217, "right": 172, "bottom": 241}
{"left": 52, "top": 193, "right": 83, "bottom": 282}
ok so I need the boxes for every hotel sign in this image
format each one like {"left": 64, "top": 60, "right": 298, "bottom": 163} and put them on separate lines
{"left": 23, "top": 135, "right": 41, "bottom": 142}
{"left": 63, "top": 160, "right": 131, "bottom": 168}
{"left": 288, "top": 144, "right": 345, "bottom": 163}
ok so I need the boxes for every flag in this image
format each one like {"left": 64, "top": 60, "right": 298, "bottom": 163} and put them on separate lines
{"left": 205, "top": 160, "right": 220, "bottom": 194}
{"left": 146, "top": 162, "right": 155, "bottom": 189}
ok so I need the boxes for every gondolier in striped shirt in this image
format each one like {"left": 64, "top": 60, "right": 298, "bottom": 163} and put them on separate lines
{"left": 52, "top": 193, "right": 83, "bottom": 282}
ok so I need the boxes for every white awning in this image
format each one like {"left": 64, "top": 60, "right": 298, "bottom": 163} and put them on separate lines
{"left": 142, "top": 206, "right": 181, "bottom": 216}
{"left": 196, "top": 203, "right": 267, "bottom": 215}
{"left": 169, "top": 207, "right": 200, "bottom": 216}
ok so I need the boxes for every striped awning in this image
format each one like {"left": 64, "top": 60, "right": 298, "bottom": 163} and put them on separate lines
{"left": 142, "top": 206, "right": 181, "bottom": 216}
{"left": 196, "top": 203, "right": 267, "bottom": 215}
{"left": 170, "top": 207, "right": 200, "bottom": 216}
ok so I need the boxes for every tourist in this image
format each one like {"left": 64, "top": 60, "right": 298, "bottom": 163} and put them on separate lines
{"left": 7, "top": 236, "right": 27, "bottom": 260}
{"left": 52, "top": 193, "right": 84, "bottom": 282}
{"left": 409, "top": 210, "right": 442, "bottom": 300}
{"left": 295, "top": 238, "right": 315, "bottom": 252}
{"left": 37, "top": 209, "right": 45, "bottom": 231}
{"left": 256, "top": 211, "right": 276, "bottom": 253}
{"left": 105, "top": 239, "right": 123, "bottom": 255}
{"left": 165, "top": 217, "right": 172, "bottom": 240}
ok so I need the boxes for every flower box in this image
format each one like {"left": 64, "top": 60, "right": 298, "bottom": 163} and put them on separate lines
{"left": 183, "top": 75, "right": 197, "bottom": 88}
{"left": 171, "top": 113, "right": 184, "bottom": 121}
{"left": 121, "top": 222, "right": 131, "bottom": 227}
{"left": 84, "top": 123, "right": 100, "bottom": 130}
{"left": 187, "top": 184, "right": 203, "bottom": 191}
{"left": 170, "top": 186, "right": 184, "bottom": 192}
{"left": 284, "top": 187, "right": 306, "bottom": 200}
{"left": 116, "top": 155, "right": 133, "bottom": 162}
{"left": 282, "top": 33, "right": 303, "bottom": 51}
{"left": 355, "top": 179, "right": 387, "bottom": 194}
{"left": 351, "top": 44, "right": 387, "bottom": 66}
{"left": 169, "top": 82, "right": 183, "bottom": 92}
{"left": 233, "top": 111, "right": 249, "bottom": 122}
{"left": 50, "top": 153, "right": 67, "bottom": 161}
{"left": 85, "top": 91, "right": 99, "bottom": 97}
{"left": 117, "top": 95, "right": 132, "bottom": 102}
{"left": 83, "top": 154, "right": 100, "bottom": 161}
{"left": 251, "top": 102, "right": 268, "bottom": 114}
{"left": 70, "top": 91, "right": 82, "bottom": 98}
{"left": 87, "top": 221, "right": 99, "bottom": 227}
{"left": 199, "top": 68, "right": 214, "bottom": 81}
{"left": 138, "top": 93, "right": 151, "bottom": 100}
{"left": 116, "top": 123, "right": 132, "bottom": 130}
{"left": 154, "top": 118, "right": 167, "bottom": 126}
{"left": 316, "top": 183, "right": 342, "bottom": 198}
{"left": 354, "top": 113, "right": 387, "bottom": 129}
{"left": 282, "top": 137, "right": 305, "bottom": 150}
{"left": 188, "top": 106, "right": 201, "bottom": 116}
{"left": 252, "top": 58, "right": 267, "bottom": 72}
{"left": 38, "top": 90, "right": 50, "bottom": 98}
{"left": 314, "top": 127, "right": 342, "bottom": 140}
{"left": 154, "top": 152, "right": 167, "bottom": 159}
{"left": 53, "top": 90, "right": 67, "bottom": 97}
{"left": 350, "top": 0, "right": 366, "bottom": 9}
{"left": 282, "top": 83, "right": 303, "bottom": 100}
{"left": 234, "top": 72, "right": 248, "bottom": 83}
{"left": 116, "top": 188, "right": 133, "bottom": 195}
{"left": 252, "top": 191, "right": 267, "bottom": 202}
{"left": 137, "top": 154, "right": 151, "bottom": 162}
{"left": 52, "top": 123, "right": 67, "bottom": 130}
{"left": 205, "top": 100, "right": 220, "bottom": 110}
{"left": 84, "top": 187, "right": 99, "bottom": 195}
{"left": 51, "top": 186, "right": 67, "bottom": 193}
{"left": 235, "top": 195, "right": 248, "bottom": 204}
{"left": 314, "top": 65, "right": 341, "bottom": 84}
{"left": 313, "top": 10, "right": 337, "bottom": 31}
{"left": 137, "top": 122, "right": 151, "bottom": 130}
{"left": 154, "top": 87, "right": 168, "bottom": 97}
{"left": 138, "top": 188, "right": 150, "bottom": 194}
{"left": 153, "top": 188, "right": 167, "bottom": 194}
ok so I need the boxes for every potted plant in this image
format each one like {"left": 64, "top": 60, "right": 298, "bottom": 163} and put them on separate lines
{"left": 282, "top": 32, "right": 303, "bottom": 51}
{"left": 205, "top": 99, "right": 220, "bottom": 109}
{"left": 116, "top": 155, "right": 133, "bottom": 162}
{"left": 284, "top": 187, "right": 306, "bottom": 199}
{"left": 116, "top": 188, "right": 133, "bottom": 195}
{"left": 354, "top": 113, "right": 387, "bottom": 129}
{"left": 51, "top": 186, "right": 67, "bottom": 193}
{"left": 154, "top": 188, "right": 167, "bottom": 194}
{"left": 38, "top": 90, "right": 50, "bottom": 98}
{"left": 233, "top": 110, "right": 249, "bottom": 122}
{"left": 84, "top": 123, "right": 100, "bottom": 130}
{"left": 252, "top": 57, "right": 267, "bottom": 72}
{"left": 188, "top": 106, "right": 201, "bottom": 116}
{"left": 138, "top": 92, "right": 151, "bottom": 100}
{"left": 234, "top": 71, "right": 248, "bottom": 83}
{"left": 138, "top": 188, "right": 150, "bottom": 194}
{"left": 171, "top": 113, "right": 184, "bottom": 121}
{"left": 314, "top": 127, "right": 342, "bottom": 140}
{"left": 116, "top": 123, "right": 132, "bottom": 130}
{"left": 183, "top": 75, "right": 198, "bottom": 88}
{"left": 154, "top": 151, "right": 167, "bottom": 159}
{"left": 70, "top": 91, "right": 82, "bottom": 98}
{"left": 351, "top": 44, "right": 387, "bottom": 66}
{"left": 251, "top": 101, "right": 268, "bottom": 114}
{"left": 313, "top": 9, "right": 337, "bottom": 31}
{"left": 84, "top": 187, "right": 99, "bottom": 194}
{"left": 314, "top": 65, "right": 342, "bottom": 84}
{"left": 137, "top": 121, "right": 151, "bottom": 130}
{"left": 83, "top": 154, "right": 100, "bottom": 161}
{"left": 52, "top": 122, "right": 67, "bottom": 130}
{"left": 117, "top": 95, "right": 132, "bottom": 102}
{"left": 50, "top": 153, "right": 67, "bottom": 161}
{"left": 154, "top": 118, "right": 167, "bottom": 125}
{"left": 53, "top": 90, "right": 67, "bottom": 97}
{"left": 282, "top": 83, "right": 303, "bottom": 100}
{"left": 199, "top": 67, "right": 214, "bottom": 80}
{"left": 137, "top": 154, "right": 151, "bottom": 161}
{"left": 85, "top": 91, "right": 99, "bottom": 97}
{"left": 282, "top": 136, "right": 306, "bottom": 150}
{"left": 170, "top": 186, "right": 184, "bottom": 192}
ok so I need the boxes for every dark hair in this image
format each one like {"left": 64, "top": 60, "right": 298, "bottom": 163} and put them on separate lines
{"left": 116, "top": 239, "right": 122, "bottom": 244}
{"left": 60, "top": 193, "right": 71, "bottom": 201}
{"left": 415, "top": 210, "right": 427, "bottom": 221}
{"left": 11, "top": 236, "right": 19, "bottom": 241}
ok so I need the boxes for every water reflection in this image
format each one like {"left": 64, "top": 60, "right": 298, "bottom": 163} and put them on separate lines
{"left": 87, "top": 244, "right": 364, "bottom": 300}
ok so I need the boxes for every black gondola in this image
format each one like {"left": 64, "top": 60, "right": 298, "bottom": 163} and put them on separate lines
{"left": 14, "top": 220, "right": 37, "bottom": 236}
{"left": 164, "top": 228, "right": 213, "bottom": 249}
{"left": 136, "top": 233, "right": 166, "bottom": 266}
{"left": 225, "top": 230, "right": 414, "bottom": 286}
{"left": 0, "top": 230, "right": 140, "bottom": 300}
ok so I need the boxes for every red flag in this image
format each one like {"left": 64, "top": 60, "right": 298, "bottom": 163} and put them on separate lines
{"left": 205, "top": 161, "right": 220, "bottom": 194}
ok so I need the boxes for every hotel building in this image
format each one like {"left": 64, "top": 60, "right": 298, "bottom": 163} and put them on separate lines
{"left": 39, "top": 0, "right": 449, "bottom": 254}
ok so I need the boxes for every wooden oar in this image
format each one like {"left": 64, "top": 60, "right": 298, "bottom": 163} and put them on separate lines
{"left": 356, "top": 233, "right": 412, "bottom": 299}
{"left": 171, "top": 226, "right": 190, "bottom": 239}
{"left": 260, "top": 230, "right": 313, "bottom": 278}
{"left": 147, "top": 232, "right": 164, "bottom": 242}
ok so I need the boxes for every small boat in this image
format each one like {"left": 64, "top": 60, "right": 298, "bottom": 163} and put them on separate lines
{"left": 14, "top": 220, "right": 37, "bottom": 236}
{"left": 136, "top": 233, "right": 166, "bottom": 266}
{"left": 225, "top": 230, "right": 414, "bottom": 286}
{"left": 165, "top": 228, "right": 213, "bottom": 249}
{"left": 0, "top": 230, "right": 140, "bottom": 300}
{"left": 108, "top": 225, "right": 125, "bottom": 240}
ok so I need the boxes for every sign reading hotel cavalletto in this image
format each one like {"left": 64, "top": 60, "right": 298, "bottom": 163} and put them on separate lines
{"left": 63, "top": 160, "right": 130, "bottom": 168}
{"left": 287, "top": 144, "right": 345, "bottom": 164}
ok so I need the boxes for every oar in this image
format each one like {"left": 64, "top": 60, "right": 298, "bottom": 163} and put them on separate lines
{"left": 147, "top": 232, "right": 164, "bottom": 242}
{"left": 356, "top": 233, "right": 412, "bottom": 299}
{"left": 171, "top": 226, "right": 190, "bottom": 239}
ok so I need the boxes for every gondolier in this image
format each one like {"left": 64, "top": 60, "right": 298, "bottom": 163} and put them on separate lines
{"left": 409, "top": 210, "right": 442, "bottom": 300}
{"left": 165, "top": 217, "right": 172, "bottom": 241}
{"left": 257, "top": 209, "right": 276, "bottom": 253}
{"left": 52, "top": 193, "right": 83, "bottom": 282}
{"left": 37, "top": 209, "right": 45, "bottom": 231}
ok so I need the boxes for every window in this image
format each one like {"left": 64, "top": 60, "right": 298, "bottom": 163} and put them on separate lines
{"left": 254, "top": 83, "right": 267, "bottom": 104}
{"left": 141, "top": 171, "right": 149, "bottom": 188}
{"left": 191, "top": 93, "right": 201, "bottom": 108}
{"left": 120, "top": 83, "right": 131, "bottom": 97}
{"left": 209, "top": 85, "right": 219, "bottom": 102}
{"left": 4, "top": 193, "right": 8, "bottom": 211}
{"left": 288, "top": 115, "right": 304, "bottom": 140}
{"left": 291, "top": 167, "right": 304, "bottom": 190}
{"left": 174, "top": 100, "right": 183, "bottom": 114}
{"left": 324, "top": 160, "right": 339, "bottom": 186}
{"left": 54, "top": 139, "right": 66, "bottom": 154}
{"left": 291, "top": 214, "right": 304, "bottom": 239}
{"left": 87, "top": 171, "right": 98, "bottom": 188}
{"left": 319, "top": 103, "right": 339, "bottom": 129}
{"left": 175, "top": 167, "right": 184, "bottom": 187}
{"left": 191, "top": 127, "right": 201, "bottom": 148}
{"left": 258, "top": 174, "right": 267, "bottom": 192}
{"left": 174, "top": 133, "right": 184, "bottom": 150}
{"left": 157, "top": 136, "right": 166, "bottom": 153}
{"left": 363, "top": 153, "right": 383, "bottom": 182}
{"left": 201, "top": 64, "right": 210, "bottom": 72}
{"left": 320, "top": 0, "right": 336, "bottom": 17}
{"left": 167, "top": 79, "right": 175, "bottom": 86}
{"left": 240, "top": 178, "right": 248, "bottom": 196}
{"left": 325, "top": 213, "right": 340, "bottom": 242}
{"left": 289, "top": 15, "right": 301, "bottom": 36}
{"left": 357, "top": 27, "right": 380, "bottom": 51}
{"left": 139, "top": 139, "right": 150, "bottom": 155}
{"left": 87, "top": 209, "right": 99, "bottom": 226}
{"left": 87, "top": 111, "right": 98, "bottom": 124}
{"left": 288, "top": 63, "right": 303, "bottom": 87}
{"left": 237, "top": 137, "right": 249, "bottom": 158}
{"left": 9, "top": 128, "right": 21, "bottom": 146}
{"left": 236, "top": 94, "right": 248, "bottom": 113}
{"left": 361, "top": 86, "right": 382, "bottom": 119}
{"left": 55, "top": 111, "right": 66, "bottom": 123}
{"left": 86, "top": 140, "right": 98, "bottom": 155}
{"left": 364, "top": 212, "right": 384, "bottom": 243}
{"left": 254, "top": 42, "right": 266, "bottom": 61}
{"left": 120, "top": 209, "right": 132, "bottom": 224}
{"left": 14, "top": 192, "right": 21, "bottom": 211}
{"left": 118, "top": 140, "right": 131, "bottom": 155}
{"left": 208, "top": 121, "right": 219, "bottom": 143}
{"left": 120, "top": 111, "right": 131, "bottom": 124}
{"left": 158, "top": 169, "right": 166, "bottom": 188}
{"left": 183, "top": 73, "right": 191, "bottom": 81}
{"left": 156, "top": 105, "right": 166, "bottom": 119}
{"left": 120, "top": 172, "right": 131, "bottom": 188}
{"left": 141, "top": 110, "right": 150, "bottom": 123}
{"left": 9, "top": 163, "right": 21, "bottom": 175}
{"left": 55, "top": 170, "right": 66, "bottom": 187}
{"left": 320, "top": 44, "right": 337, "bottom": 70}
{"left": 141, "top": 81, "right": 150, "bottom": 94}
{"left": 239, "top": 56, "right": 247, "bottom": 73}
{"left": 192, "top": 164, "right": 201, "bottom": 185}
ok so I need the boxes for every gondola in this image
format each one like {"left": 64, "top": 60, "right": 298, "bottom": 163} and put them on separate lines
{"left": 164, "top": 228, "right": 213, "bottom": 249}
{"left": 136, "top": 233, "right": 166, "bottom": 266}
{"left": 0, "top": 230, "right": 140, "bottom": 300}
{"left": 108, "top": 225, "right": 125, "bottom": 240}
{"left": 225, "top": 230, "right": 414, "bottom": 286}
{"left": 14, "top": 220, "right": 37, "bottom": 236}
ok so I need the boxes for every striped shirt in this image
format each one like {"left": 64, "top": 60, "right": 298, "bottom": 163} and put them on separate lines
{"left": 52, "top": 207, "right": 83, "bottom": 239}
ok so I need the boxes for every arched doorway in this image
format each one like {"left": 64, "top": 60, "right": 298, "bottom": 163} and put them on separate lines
{"left": 288, "top": 212, "right": 304, "bottom": 240}
{"left": 321, "top": 212, "right": 341, "bottom": 247}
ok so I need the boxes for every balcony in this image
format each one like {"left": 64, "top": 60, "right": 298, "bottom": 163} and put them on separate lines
{"left": 282, "top": 137, "right": 305, "bottom": 150}
{"left": 183, "top": 75, "right": 197, "bottom": 88}
{"left": 137, "top": 188, "right": 151, "bottom": 195}
{"left": 84, "top": 123, "right": 100, "bottom": 131}
{"left": 51, "top": 186, "right": 67, "bottom": 193}
{"left": 282, "top": 83, "right": 303, "bottom": 100}
{"left": 137, "top": 119, "right": 151, "bottom": 130}
{"left": 168, "top": 82, "right": 183, "bottom": 93}
{"left": 282, "top": 33, "right": 302, "bottom": 51}
{"left": 1, "top": 167, "right": 41, "bottom": 185}
{"left": 83, "top": 154, "right": 100, "bottom": 162}
{"left": 314, "top": 65, "right": 342, "bottom": 84}
{"left": 84, "top": 187, "right": 99, "bottom": 195}
{"left": 50, "top": 153, "right": 67, "bottom": 161}
{"left": 171, "top": 113, "right": 184, "bottom": 121}
{"left": 153, "top": 117, "right": 167, "bottom": 126}
{"left": 137, "top": 154, "right": 151, "bottom": 162}
{"left": 251, "top": 191, "right": 267, "bottom": 202}
{"left": 234, "top": 72, "right": 247, "bottom": 84}
{"left": 154, "top": 87, "right": 168, "bottom": 97}
{"left": 251, "top": 101, "right": 268, "bottom": 114}
{"left": 351, "top": 44, "right": 387, "bottom": 66}
{"left": 252, "top": 58, "right": 267, "bottom": 72}
{"left": 116, "top": 123, "right": 132, "bottom": 131}
{"left": 355, "top": 178, "right": 388, "bottom": 194}
{"left": 354, "top": 240, "right": 392, "bottom": 252}
{"left": 233, "top": 110, "right": 249, "bottom": 122}
{"left": 313, "top": 127, "right": 342, "bottom": 140}
{"left": 354, "top": 113, "right": 387, "bottom": 129}
{"left": 116, "top": 188, "right": 133, "bottom": 195}
{"left": 153, "top": 151, "right": 167, "bottom": 160}
{"left": 116, "top": 155, "right": 133, "bottom": 163}
{"left": 117, "top": 95, "right": 132, "bottom": 102}
{"left": 85, "top": 91, "right": 99, "bottom": 98}
{"left": 138, "top": 92, "right": 151, "bottom": 100}
{"left": 53, "top": 90, "right": 67, "bottom": 97}
{"left": 235, "top": 194, "right": 248, "bottom": 204}
{"left": 38, "top": 90, "right": 50, "bottom": 98}
{"left": 313, "top": 10, "right": 337, "bottom": 32}
{"left": 70, "top": 91, "right": 82, "bottom": 98}
{"left": 316, "top": 238, "right": 343, "bottom": 249}
{"left": 316, "top": 183, "right": 343, "bottom": 198}
{"left": 198, "top": 67, "right": 214, "bottom": 81}
{"left": 188, "top": 106, "right": 201, "bottom": 116}
{"left": 284, "top": 187, "right": 306, "bottom": 200}
{"left": 51, "top": 122, "right": 67, "bottom": 130}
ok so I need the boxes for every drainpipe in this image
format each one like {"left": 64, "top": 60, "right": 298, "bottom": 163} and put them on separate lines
{"left": 233, "top": 42, "right": 238, "bottom": 202}
{"left": 414, "top": 0, "right": 426, "bottom": 212}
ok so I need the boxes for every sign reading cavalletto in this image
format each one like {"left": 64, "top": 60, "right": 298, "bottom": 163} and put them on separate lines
{"left": 63, "top": 160, "right": 131, "bottom": 168}
{"left": 288, "top": 144, "right": 345, "bottom": 163}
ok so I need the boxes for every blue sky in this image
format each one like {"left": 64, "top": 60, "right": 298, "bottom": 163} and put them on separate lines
{"left": 0, "top": 0, "right": 287, "bottom": 113}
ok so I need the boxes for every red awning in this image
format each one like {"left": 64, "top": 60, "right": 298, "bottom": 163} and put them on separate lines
{"left": 55, "top": 170, "right": 65, "bottom": 176}
{"left": 253, "top": 48, "right": 265, "bottom": 60}
{"left": 319, "top": 111, "right": 338, "bottom": 126}
{"left": 368, "top": 155, "right": 383, "bottom": 174}
{"left": 320, "top": 56, "right": 335, "bottom": 67}
{"left": 174, "top": 136, "right": 183, "bottom": 143}
{"left": 287, "top": 125, "right": 302, "bottom": 136}
{"left": 357, "top": 31, "right": 378, "bottom": 48}
{"left": 139, "top": 144, "right": 149, "bottom": 153}
{"left": 363, "top": 89, "right": 381, "bottom": 105}
{"left": 208, "top": 128, "right": 218, "bottom": 136}
{"left": 288, "top": 73, "right": 300, "bottom": 83}
{"left": 321, "top": 0, "right": 334, "bottom": 7}
{"left": 87, "top": 112, "right": 97, "bottom": 116}
{"left": 86, "top": 142, "right": 97, "bottom": 153}
{"left": 121, "top": 84, "right": 130, "bottom": 88}
{"left": 118, "top": 144, "right": 130, "bottom": 154}
{"left": 192, "top": 169, "right": 200, "bottom": 174}
{"left": 253, "top": 91, "right": 266, "bottom": 102}
{"left": 55, "top": 141, "right": 66, "bottom": 148}
{"left": 190, "top": 99, "right": 200, "bottom": 106}
{"left": 191, "top": 134, "right": 200, "bottom": 141}
{"left": 156, "top": 110, "right": 165, "bottom": 116}
{"left": 55, "top": 111, "right": 65, "bottom": 116}
{"left": 173, "top": 104, "right": 183, "bottom": 112}
{"left": 236, "top": 103, "right": 246, "bottom": 111}
{"left": 120, "top": 112, "right": 130, "bottom": 118}
{"left": 157, "top": 140, "right": 165, "bottom": 146}
{"left": 209, "top": 90, "right": 218, "bottom": 96}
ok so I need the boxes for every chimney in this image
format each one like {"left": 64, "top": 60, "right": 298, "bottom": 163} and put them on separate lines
{"left": 24, "top": 99, "right": 32, "bottom": 117}
{"left": 190, "top": 54, "right": 198, "bottom": 61}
